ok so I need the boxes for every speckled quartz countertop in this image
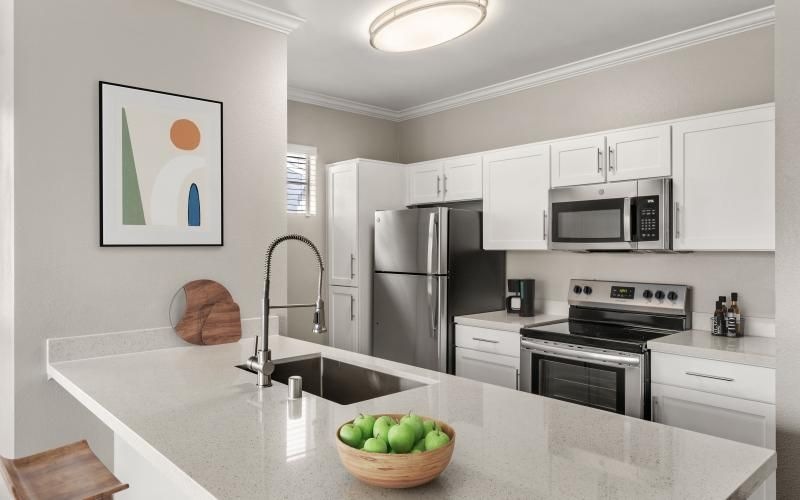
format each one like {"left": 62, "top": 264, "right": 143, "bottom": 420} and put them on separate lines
{"left": 47, "top": 335, "right": 774, "bottom": 499}
{"left": 648, "top": 331, "right": 776, "bottom": 369}
{"left": 454, "top": 310, "right": 566, "bottom": 332}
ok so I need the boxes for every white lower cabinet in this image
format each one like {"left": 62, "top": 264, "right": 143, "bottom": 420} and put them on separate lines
{"left": 455, "top": 348, "right": 519, "bottom": 390}
{"left": 454, "top": 325, "right": 520, "bottom": 389}
{"left": 651, "top": 357, "right": 776, "bottom": 500}
{"left": 329, "top": 286, "right": 358, "bottom": 352}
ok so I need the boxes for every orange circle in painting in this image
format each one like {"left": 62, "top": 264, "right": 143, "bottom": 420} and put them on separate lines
{"left": 170, "top": 119, "right": 201, "bottom": 150}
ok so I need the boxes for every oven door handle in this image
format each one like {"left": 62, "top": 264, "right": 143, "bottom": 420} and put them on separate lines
{"left": 521, "top": 340, "right": 641, "bottom": 367}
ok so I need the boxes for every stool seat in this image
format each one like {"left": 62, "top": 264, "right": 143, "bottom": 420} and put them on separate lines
{"left": 1, "top": 440, "right": 128, "bottom": 500}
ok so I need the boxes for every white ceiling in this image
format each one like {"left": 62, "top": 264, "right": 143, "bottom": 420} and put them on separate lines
{"left": 266, "top": 0, "right": 773, "bottom": 112}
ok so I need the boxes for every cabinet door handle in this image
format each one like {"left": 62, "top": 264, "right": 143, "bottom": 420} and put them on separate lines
{"left": 542, "top": 210, "right": 548, "bottom": 240}
{"left": 516, "top": 369, "right": 520, "bottom": 390}
{"left": 597, "top": 148, "right": 603, "bottom": 173}
{"left": 443, "top": 174, "right": 447, "bottom": 196}
{"left": 436, "top": 176, "right": 441, "bottom": 195}
{"left": 608, "top": 146, "right": 615, "bottom": 172}
{"left": 350, "top": 254, "right": 355, "bottom": 279}
{"left": 350, "top": 296, "right": 355, "bottom": 321}
{"left": 685, "top": 371, "right": 734, "bottom": 382}
{"left": 472, "top": 337, "right": 499, "bottom": 344}
{"left": 675, "top": 202, "right": 680, "bottom": 239}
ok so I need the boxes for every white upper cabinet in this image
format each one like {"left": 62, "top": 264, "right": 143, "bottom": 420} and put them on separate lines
{"left": 443, "top": 154, "right": 482, "bottom": 201}
{"left": 672, "top": 105, "right": 775, "bottom": 251}
{"left": 327, "top": 162, "right": 358, "bottom": 286}
{"left": 606, "top": 125, "right": 671, "bottom": 181}
{"left": 407, "top": 155, "right": 483, "bottom": 205}
{"left": 483, "top": 144, "right": 550, "bottom": 250}
{"left": 407, "top": 160, "right": 444, "bottom": 205}
{"left": 550, "top": 134, "right": 607, "bottom": 187}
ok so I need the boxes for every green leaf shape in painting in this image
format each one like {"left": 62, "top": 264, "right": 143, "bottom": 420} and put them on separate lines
{"left": 121, "top": 107, "right": 146, "bottom": 225}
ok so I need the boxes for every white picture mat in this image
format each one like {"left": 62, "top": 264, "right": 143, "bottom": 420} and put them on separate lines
{"left": 101, "top": 83, "right": 222, "bottom": 245}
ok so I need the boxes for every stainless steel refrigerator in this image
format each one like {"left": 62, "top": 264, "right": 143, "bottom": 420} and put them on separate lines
{"left": 372, "top": 208, "right": 505, "bottom": 373}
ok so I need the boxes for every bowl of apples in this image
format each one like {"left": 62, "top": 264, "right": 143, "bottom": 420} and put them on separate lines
{"left": 335, "top": 413, "right": 456, "bottom": 488}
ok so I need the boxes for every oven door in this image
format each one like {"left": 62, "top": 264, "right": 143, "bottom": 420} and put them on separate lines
{"left": 520, "top": 339, "right": 645, "bottom": 418}
{"left": 549, "top": 181, "right": 636, "bottom": 250}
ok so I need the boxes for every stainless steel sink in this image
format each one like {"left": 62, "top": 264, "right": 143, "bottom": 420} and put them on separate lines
{"left": 236, "top": 354, "right": 427, "bottom": 405}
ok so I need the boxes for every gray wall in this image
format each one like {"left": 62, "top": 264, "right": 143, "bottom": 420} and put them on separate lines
{"left": 397, "top": 27, "right": 776, "bottom": 317}
{"left": 0, "top": 0, "right": 14, "bottom": 459}
{"left": 287, "top": 101, "right": 399, "bottom": 343}
{"left": 774, "top": 1, "right": 800, "bottom": 496}
{"left": 13, "top": 0, "right": 288, "bottom": 465}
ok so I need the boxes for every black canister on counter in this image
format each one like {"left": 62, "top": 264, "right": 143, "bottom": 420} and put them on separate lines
{"left": 712, "top": 301, "right": 726, "bottom": 336}
{"left": 518, "top": 279, "right": 535, "bottom": 317}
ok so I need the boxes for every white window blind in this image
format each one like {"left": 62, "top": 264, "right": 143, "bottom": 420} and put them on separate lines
{"left": 286, "top": 145, "right": 317, "bottom": 215}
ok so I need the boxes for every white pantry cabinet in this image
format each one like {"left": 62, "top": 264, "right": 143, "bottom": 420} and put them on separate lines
{"left": 454, "top": 325, "right": 520, "bottom": 389}
{"left": 672, "top": 105, "right": 775, "bottom": 251}
{"left": 329, "top": 286, "right": 358, "bottom": 352}
{"left": 406, "top": 155, "right": 482, "bottom": 205}
{"left": 326, "top": 159, "right": 406, "bottom": 354}
{"left": 550, "top": 134, "right": 607, "bottom": 187}
{"left": 483, "top": 144, "right": 550, "bottom": 250}
{"left": 605, "top": 124, "right": 671, "bottom": 181}
{"left": 328, "top": 162, "right": 358, "bottom": 287}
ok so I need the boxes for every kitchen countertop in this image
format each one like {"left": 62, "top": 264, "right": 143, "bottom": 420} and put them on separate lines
{"left": 648, "top": 330, "right": 776, "bottom": 369}
{"left": 47, "top": 335, "right": 775, "bottom": 499}
{"left": 454, "top": 310, "right": 566, "bottom": 332}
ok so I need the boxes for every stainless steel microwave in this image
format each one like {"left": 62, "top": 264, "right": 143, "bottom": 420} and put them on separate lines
{"left": 549, "top": 179, "right": 672, "bottom": 251}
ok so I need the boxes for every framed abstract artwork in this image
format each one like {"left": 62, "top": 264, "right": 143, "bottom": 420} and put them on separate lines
{"left": 99, "top": 81, "right": 223, "bottom": 246}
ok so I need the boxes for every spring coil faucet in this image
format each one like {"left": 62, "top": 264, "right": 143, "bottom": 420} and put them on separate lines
{"left": 247, "top": 234, "right": 326, "bottom": 387}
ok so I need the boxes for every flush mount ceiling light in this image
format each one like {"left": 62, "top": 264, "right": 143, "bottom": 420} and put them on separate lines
{"left": 370, "top": 0, "right": 488, "bottom": 53}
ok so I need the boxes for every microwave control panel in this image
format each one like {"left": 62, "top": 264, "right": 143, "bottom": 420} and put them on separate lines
{"left": 636, "top": 196, "right": 660, "bottom": 241}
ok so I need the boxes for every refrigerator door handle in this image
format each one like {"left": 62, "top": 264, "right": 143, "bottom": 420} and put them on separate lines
{"left": 426, "top": 212, "right": 439, "bottom": 275}
{"left": 427, "top": 276, "right": 438, "bottom": 339}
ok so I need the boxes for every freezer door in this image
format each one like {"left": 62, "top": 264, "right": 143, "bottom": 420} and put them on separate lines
{"left": 373, "top": 273, "right": 447, "bottom": 372}
{"left": 374, "top": 208, "right": 448, "bottom": 275}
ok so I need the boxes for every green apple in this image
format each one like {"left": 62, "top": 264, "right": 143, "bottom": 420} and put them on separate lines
{"left": 422, "top": 419, "right": 438, "bottom": 435}
{"left": 424, "top": 429, "right": 450, "bottom": 451}
{"left": 400, "top": 413, "right": 425, "bottom": 441}
{"left": 362, "top": 437, "right": 388, "bottom": 453}
{"left": 353, "top": 414, "right": 376, "bottom": 439}
{"left": 411, "top": 439, "right": 426, "bottom": 453}
{"left": 375, "top": 415, "right": 397, "bottom": 427}
{"left": 387, "top": 423, "right": 416, "bottom": 453}
{"left": 373, "top": 421, "right": 393, "bottom": 444}
{"left": 338, "top": 423, "right": 362, "bottom": 448}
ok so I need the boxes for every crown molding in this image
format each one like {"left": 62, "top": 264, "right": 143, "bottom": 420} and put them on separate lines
{"left": 176, "top": 0, "right": 305, "bottom": 34}
{"left": 288, "top": 88, "right": 403, "bottom": 121}
{"left": 289, "top": 6, "right": 774, "bottom": 122}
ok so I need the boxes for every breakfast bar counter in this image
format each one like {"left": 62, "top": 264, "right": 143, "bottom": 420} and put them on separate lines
{"left": 47, "top": 334, "right": 775, "bottom": 499}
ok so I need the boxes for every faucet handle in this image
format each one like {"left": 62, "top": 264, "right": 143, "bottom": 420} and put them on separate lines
{"left": 254, "top": 335, "right": 259, "bottom": 356}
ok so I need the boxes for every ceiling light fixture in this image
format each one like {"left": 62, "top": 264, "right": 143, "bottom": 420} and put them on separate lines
{"left": 370, "top": 0, "right": 488, "bottom": 53}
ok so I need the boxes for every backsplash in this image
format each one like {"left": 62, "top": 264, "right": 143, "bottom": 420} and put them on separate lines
{"left": 507, "top": 251, "right": 775, "bottom": 318}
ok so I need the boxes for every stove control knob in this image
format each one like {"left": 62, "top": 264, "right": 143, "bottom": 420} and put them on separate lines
{"left": 573, "top": 285, "right": 583, "bottom": 294}
{"left": 583, "top": 286, "right": 593, "bottom": 295}
{"left": 655, "top": 290, "right": 665, "bottom": 300}
{"left": 667, "top": 291, "right": 679, "bottom": 301}
{"left": 642, "top": 290, "right": 653, "bottom": 299}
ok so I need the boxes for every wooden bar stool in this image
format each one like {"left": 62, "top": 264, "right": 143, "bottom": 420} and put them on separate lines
{"left": 1, "top": 440, "right": 128, "bottom": 500}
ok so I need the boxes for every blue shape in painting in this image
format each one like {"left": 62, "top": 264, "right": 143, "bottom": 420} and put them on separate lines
{"left": 188, "top": 183, "right": 201, "bottom": 226}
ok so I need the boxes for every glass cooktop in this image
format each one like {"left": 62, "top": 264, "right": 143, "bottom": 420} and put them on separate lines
{"left": 521, "top": 320, "right": 678, "bottom": 354}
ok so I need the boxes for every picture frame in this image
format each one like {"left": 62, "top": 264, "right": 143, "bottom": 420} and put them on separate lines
{"left": 99, "top": 81, "right": 223, "bottom": 246}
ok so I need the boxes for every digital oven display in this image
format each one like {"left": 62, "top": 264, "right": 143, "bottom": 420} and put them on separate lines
{"left": 610, "top": 286, "right": 636, "bottom": 299}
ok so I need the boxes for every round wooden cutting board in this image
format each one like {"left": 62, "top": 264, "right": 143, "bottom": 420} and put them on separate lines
{"left": 174, "top": 280, "right": 242, "bottom": 345}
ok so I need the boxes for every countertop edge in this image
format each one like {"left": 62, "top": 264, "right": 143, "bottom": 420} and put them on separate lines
{"left": 647, "top": 335, "right": 776, "bottom": 369}
{"left": 46, "top": 363, "right": 216, "bottom": 500}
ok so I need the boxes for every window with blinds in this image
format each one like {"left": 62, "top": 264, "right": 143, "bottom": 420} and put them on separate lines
{"left": 286, "top": 146, "right": 317, "bottom": 215}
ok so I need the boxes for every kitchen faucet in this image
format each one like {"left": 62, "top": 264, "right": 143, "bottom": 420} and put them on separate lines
{"left": 246, "top": 234, "right": 326, "bottom": 387}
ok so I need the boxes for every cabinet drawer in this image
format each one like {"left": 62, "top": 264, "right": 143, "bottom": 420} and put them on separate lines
{"left": 455, "top": 325, "right": 520, "bottom": 357}
{"left": 455, "top": 347, "right": 519, "bottom": 389}
{"left": 651, "top": 352, "right": 775, "bottom": 404}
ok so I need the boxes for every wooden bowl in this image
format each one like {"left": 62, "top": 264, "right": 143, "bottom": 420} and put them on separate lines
{"left": 335, "top": 414, "right": 456, "bottom": 489}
